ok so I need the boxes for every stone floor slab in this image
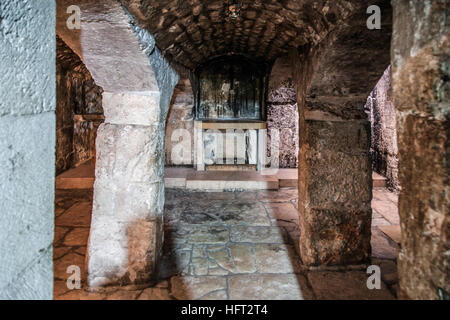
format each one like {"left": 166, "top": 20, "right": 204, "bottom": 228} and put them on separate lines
{"left": 228, "top": 274, "right": 313, "bottom": 300}
{"left": 254, "top": 244, "right": 303, "bottom": 274}
{"left": 307, "top": 271, "right": 395, "bottom": 300}
{"left": 170, "top": 276, "right": 227, "bottom": 300}
{"left": 56, "top": 202, "right": 92, "bottom": 227}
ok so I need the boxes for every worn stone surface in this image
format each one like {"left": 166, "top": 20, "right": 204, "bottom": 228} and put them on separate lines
{"left": 170, "top": 276, "right": 227, "bottom": 300}
{"left": 391, "top": 0, "right": 449, "bottom": 300}
{"left": 365, "top": 66, "right": 399, "bottom": 190}
{"left": 165, "top": 77, "right": 195, "bottom": 166}
{"left": 287, "top": 1, "right": 391, "bottom": 269}
{"left": 228, "top": 274, "right": 313, "bottom": 300}
{"left": 267, "top": 55, "right": 299, "bottom": 168}
{"left": 0, "top": 0, "right": 55, "bottom": 300}
{"left": 298, "top": 120, "right": 373, "bottom": 266}
{"left": 56, "top": 37, "right": 103, "bottom": 175}
{"left": 307, "top": 271, "right": 395, "bottom": 300}
{"left": 88, "top": 116, "right": 167, "bottom": 287}
{"left": 54, "top": 188, "right": 400, "bottom": 300}
{"left": 56, "top": 0, "right": 159, "bottom": 92}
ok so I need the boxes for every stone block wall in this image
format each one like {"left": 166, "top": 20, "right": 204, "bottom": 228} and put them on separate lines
{"left": 0, "top": 0, "right": 55, "bottom": 299}
{"left": 165, "top": 76, "right": 195, "bottom": 166}
{"left": 365, "top": 66, "right": 400, "bottom": 190}
{"left": 56, "top": 37, "right": 103, "bottom": 175}
{"left": 267, "top": 56, "right": 299, "bottom": 168}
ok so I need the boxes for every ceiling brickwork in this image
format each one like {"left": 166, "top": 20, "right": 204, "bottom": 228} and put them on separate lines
{"left": 121, "top": 0, "right": 368, "bottom": 69}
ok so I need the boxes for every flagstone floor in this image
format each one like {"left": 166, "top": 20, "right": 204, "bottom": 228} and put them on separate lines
{"left": 54, "top": 187, "right": 399, "bottom": 300}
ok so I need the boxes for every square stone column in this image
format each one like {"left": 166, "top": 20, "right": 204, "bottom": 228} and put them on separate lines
{"left": 87, "top": 91, "right": 165, "bottom": 287}
{"left": 298, "top": 119, "right": 372, "bottom": 266}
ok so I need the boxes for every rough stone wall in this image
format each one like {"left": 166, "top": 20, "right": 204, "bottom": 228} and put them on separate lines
{"left": 56, "top": 37, "right": 103, "bottom": 175}
{"left": 391, "top": 0, "right": 449, "bottom": 300}
{"left": 0, "top": 0, "right": 55, "bottom": 299}
{"left": 165, "top": 76, "right": 195, "bottom": 166}
{"left": 267, "top": 56, "right": 299, "bottom": 168}
{"left": 365, "top": 66, "right": 400, "bottom": 190}
{"left": 294, "top": 1, "right": 392, "bottom": 266}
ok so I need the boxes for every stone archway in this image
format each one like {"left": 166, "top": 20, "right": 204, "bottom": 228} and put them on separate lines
{"left": 56, "top": 0, "right": 178, "bottom": 287}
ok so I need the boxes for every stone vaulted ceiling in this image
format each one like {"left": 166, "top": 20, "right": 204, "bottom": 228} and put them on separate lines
{"left": 121, "top": 0, "right": 369, "bottom": 69}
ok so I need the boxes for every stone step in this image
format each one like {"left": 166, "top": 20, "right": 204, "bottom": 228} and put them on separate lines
{"left": 56, "top": 160, "right": 95, "bottom": 189}
{"left": 56, "top": 164, "right": 382, "bottom": 192}
{"left": 185, "top": 171, "right": 279, "bottom": 190}
{"left": 373, "top": 172, "right": 388, "bottom": 188}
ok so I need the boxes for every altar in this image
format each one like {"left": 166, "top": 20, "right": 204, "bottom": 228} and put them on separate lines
{"left": 194, "top": 120, "right": 267, "bottom": 171}
{"left": 192, "top": 56, "right": 268, "bottom": 172}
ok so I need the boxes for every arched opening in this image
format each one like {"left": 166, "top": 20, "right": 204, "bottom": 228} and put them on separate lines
{"left": 1, "top": 0, "right": 447, "bottom": 301}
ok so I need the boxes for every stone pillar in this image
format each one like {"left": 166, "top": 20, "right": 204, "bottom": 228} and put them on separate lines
{"left": 298, "top": 117, "right": 372, "bottom": 265}
{"left": 391, "top": 0, "right": 449, "bottom": 300}
{"left": 87, "top": 92, "right": 165, "bottom": 287}
{"left": 0, "top": 0, "right": 55, "bottom": 299}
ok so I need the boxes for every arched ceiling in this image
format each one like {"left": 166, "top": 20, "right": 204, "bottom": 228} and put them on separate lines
{"left": 121, "top": 0, "right": 369, "bottom": 69}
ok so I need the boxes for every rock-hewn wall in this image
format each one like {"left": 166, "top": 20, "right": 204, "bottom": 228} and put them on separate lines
{"left": 267, "top": 56, "right": 299, "bottom": 168}
{"left": 56, "top": 37, "right": 103, "bottom": 175}
{"left": 0, "top": 0, "right": 55, "bottom": 299}
{"left": 391, "top": 0, "right": 449, "bottom": 300}
{"left": 365, "top": 66, "right": 400, "bottom": 190}
{"left": 165, "top": 76, "right": 195, "bottom": 166}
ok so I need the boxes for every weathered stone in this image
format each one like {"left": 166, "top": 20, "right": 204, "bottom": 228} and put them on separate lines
{"left": 372, "top": 189, "right": 400, "bottom": 224}
{"left": 365, "top": 66, "right": 399, "bottom": 190}
{"left": 190, "top": 257, "right": 209, "bottom": 276}
{"left": 198, "top": 290, "right": 228, "bottom": 300}
{"left": 297, "top": 120, "right": 372, "bottom": 266}
{"left": 64, "top": 228, "right": 90, "bottom": 247}
{"left": 56, "top": 202, "right": 92, "bottom": 227}
{"left": 230, "top": 226, "right": 288, "bottom": 244}
{"left": 257, "top": 189, "right": 298, "bottom": 203}
{"left": 208, "top": 244, "right": 257, "bottom": 274}
{"left": 188, "top": 226, "right": 229, "bottom": 244}
{"left": 56, "top": 0, "right": 159, "bottom": 92}
{"left": 103, "top": 92, "right": 161, "bottom": 126}
{"left": 391, "top": 0, "right": 449, "bottom": 299}
{"left": 138, "top": 287, "right": 172, "bottom": 300}
{"left": 170, "top": 276, "right": 227, "bottom": 300}
{"left": 371, "top": 228, "right": 398, "bottom": 260}
{"left": 106, "top": 290, "right": 140, "bottom": 300}
{"left": 254, "top": 244, "right": 303, "bottom": 274}
{"left": 307, "top": 271, "right": 395, "bottom": 300}
{"left": 228, "top": 274, "right": 313, "bottom": 300}
{"left": 56, "top": 37, "right": 103, "bottom": 175}
{"left": 264, "top": 202, "right": 299, "bottom": 222}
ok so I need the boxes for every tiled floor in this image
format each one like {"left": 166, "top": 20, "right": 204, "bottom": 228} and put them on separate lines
{"left": 54, "top": 187, "right": 399, "bottom": 300}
